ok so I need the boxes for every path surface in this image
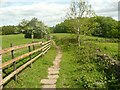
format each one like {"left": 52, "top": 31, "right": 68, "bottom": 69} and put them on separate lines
{"left": 40, "top": 41, "right": 62, "bottom": 88}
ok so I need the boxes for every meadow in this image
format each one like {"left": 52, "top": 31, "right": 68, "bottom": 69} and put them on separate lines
{"left": 2, "top": 34, "right": 57, "bottom": 88}
{"left": 2, "top": 34, "right": 44, "bottom": 49}
{"left": 51, "top": 33, "right": 118, "bottom": 60}
{"left": 1, "top": 33, "right": 119, "bottom": 88}
{"left": 50, "top": 33, "right": 119, "bottom": 88}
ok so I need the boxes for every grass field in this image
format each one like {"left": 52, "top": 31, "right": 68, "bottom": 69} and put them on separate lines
{"left": 51, "top": 33, "right": 118, "bottom": 88}
{"left": 2, "top": 34, "right": 57, "bottom": 88}
{"left": 2, "top": 34, "right": 45, "bottom": 49}
{"left": 50, "top": 33, "right": 74, "bottom": 39}
{"left": 2, "top": 34, "right": 46, "bottom": 63}
{"left": 96, "top": 42, "right": 118, "bottom": 59}
{"left": 4, "top": 46, "right": 56, "bottom": 88}
{"left": 51, "top": 33, "right": 118, "bottom": 60}
{"left": 1, "top": 33, "right": 119, "bottom": 88}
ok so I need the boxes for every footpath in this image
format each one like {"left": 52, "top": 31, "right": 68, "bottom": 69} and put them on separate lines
{"left": 40, "top": 41, "right": 62, "bottom": 88}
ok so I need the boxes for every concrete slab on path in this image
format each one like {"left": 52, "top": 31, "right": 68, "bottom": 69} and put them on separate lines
{"left": 47, "top": 75, "right": 59, "bottom": 79}
{"left": 42, "top": 84, "right": 56, "bottom": 88}
{"left": 48, "top": 70, "right": 59, "bottom": 75}
{"left": 41, "top": 79, "right": 57, "bottom": 85}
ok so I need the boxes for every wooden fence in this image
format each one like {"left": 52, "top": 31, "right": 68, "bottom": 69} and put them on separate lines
{"left": 0, "top": 40, "right": 51, "bottom": 87}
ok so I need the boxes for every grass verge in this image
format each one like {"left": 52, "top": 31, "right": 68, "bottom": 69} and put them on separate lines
{"left": 4, "top": 46, "right": 56, "bottom": 88}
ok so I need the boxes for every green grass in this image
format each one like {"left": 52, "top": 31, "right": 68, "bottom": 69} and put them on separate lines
{"left": 2, "top": 34, "right": 57, "bottom": 88}
{"left": 52, "top": 33, "right": 118, "bottom": 88}
{"left": 56, "top": 41, "right": 106, "bottom": 88}
{"left": 2, "top": 34, "right": 45, "bottom": 63}
{"left": 51, "top": 33, "right": 118, "bottom": 60}
{"left": 2, "top": 34, "right": 45, "bottom": 49}
{"left": 56, "top": 51, "right": 75, "bottom": 88}
{"left": 4, "top": 46, "right": 56, "bottom": 88}
{"left": 2, "top": 33, "right": 118, "bottom": 88}
{"left": 96, "top": 42, "right": 118, "bottom": 59}
{"left": 50, "top": 33, "right": 74, "bottom": 39}
{"left": 80, "top": 35, "right": 118, "bottom": 41}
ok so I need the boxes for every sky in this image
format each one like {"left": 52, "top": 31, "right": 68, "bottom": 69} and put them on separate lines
{"left": 0, "top": 0, "right": 119, "bottom": 27}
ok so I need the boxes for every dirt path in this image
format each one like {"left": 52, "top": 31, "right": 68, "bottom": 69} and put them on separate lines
{"left": 40, "top": 40, "right": 62, "bottom": 88}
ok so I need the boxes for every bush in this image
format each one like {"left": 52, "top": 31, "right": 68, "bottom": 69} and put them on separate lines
{"left": 24, "top": 33, "right": 31, "bottom": 38}
{"left": 2, "top": 26, "right": 16, "bottom": 35}
{"left": 55, "top": 36, "right": 120, "bottom": 88}
{"left": 33, "top": 33, "right": 41, "bottom": 38}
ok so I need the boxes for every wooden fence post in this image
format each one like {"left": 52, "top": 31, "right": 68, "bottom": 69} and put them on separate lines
{"left": 41, "top": 41, "right": 43, "bottom": 56}
{"left": 28, "top": 45, "right": 32, "bottom": 68}
{"left": 0, "top": 54, "right": 2, "bottom": 89}
{"left": 11, "top": 43, "right": 17, "bottom": 81}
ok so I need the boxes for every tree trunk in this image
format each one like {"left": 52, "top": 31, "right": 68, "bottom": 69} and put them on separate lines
{"left": 31, "top": 31, "right": 34, "bottom": 39}
{"left": 0, "top": 46, "right": 2, "bottom": 89}
{"left": 77, "top": 28, "right": 80, "bottom": 47}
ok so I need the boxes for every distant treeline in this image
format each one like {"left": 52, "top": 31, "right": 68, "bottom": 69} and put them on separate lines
{"left": 52, "top": 16, "right": 119, "bottom": 38}
{"left": 1, "top": 25, "right": 20, "bottom": 35}
{"left": 1, "top": 17, "right": 50, "bottom": 39}
{"left": 1, "top": 16, "right": 119, "bottom": 38}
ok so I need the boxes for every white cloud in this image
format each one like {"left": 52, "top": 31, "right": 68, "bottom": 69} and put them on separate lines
{"left": 89, "top": 0, "right": 119, "bottom": 20}
{"left": 0, "top": 2, "right": 68, "bottom": 26}
{"left": 0, "top": 0, "right": 119, "bottom": 26}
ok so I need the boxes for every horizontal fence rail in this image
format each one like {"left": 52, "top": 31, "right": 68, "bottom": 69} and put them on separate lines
{"left": 0, "top": 42, "right": 43, "bottom": 55}
{"left": 0, "top": 40, "right": 51, "bottom": 86}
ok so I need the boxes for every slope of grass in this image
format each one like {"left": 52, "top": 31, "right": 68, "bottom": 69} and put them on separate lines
{"left": 96, "top": 42, "right": 118, "bottom": 60}
{"left": 56, "top": 39, "right": 106, "bottom": 88}
{"left": 52, "top": 33, "right": 119, "bottom": 88}
{"left": 2, "top": 34, "right": 44, "bottom": 49}
{"left": 2, "top": 34, "right": 46, "bottom": 63}
{"left": 50, "top": 33, "right": 74, "bottom": 39}
{"left": 51, "top": 33, "right": 118, "bottom": 60}
{"left": 2, "top": 34, "right": 57, "bottom": 88}
{"left": 4, "top": 46, "right": 56, "bottom": 88}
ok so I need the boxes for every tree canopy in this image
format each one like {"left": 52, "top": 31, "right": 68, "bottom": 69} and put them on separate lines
{"left": 53, "top": 16, "right": 119, "bottom": 38}
{"left": 19, "top": 17, "right": 49, "bottom": 38}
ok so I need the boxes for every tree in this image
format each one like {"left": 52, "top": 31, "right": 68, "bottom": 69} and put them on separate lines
{"left": 18, "top": 19, "right": 29, "bottom": 33}
{"left": 66, "top": 0, "right": 95, "bottom": 46}
{"left": 54, "top": 22, "right": 68, "bottom": 33}
{"left": 2, "top": 25, "right": 17, "bottom": 35}
{"left": 92, "top": 16, "right": 118, "bottom": 38}
{"left": 18, "top": 17, "right": 49, "bottom": 39}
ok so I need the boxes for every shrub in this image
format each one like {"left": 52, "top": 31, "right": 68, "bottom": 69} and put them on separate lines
{"left": 33, "top": 33, "right": 41, "bottom": 39}
{"left": 2, "top": 26, "right": 16, "bottom": 35}
{"left": 24, "top": 33, "right": 31, "bottom": 38}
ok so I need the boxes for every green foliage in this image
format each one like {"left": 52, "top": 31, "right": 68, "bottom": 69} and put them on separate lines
{"left": 19, "top": 17, "right": 49, "bottom": 39}
{"left": 92, "top": 16, "right": 118, "bottom": 38}
{"left": 24, "top": 33, "right": 32, "bottom": 38}
{"left": 2, "top": 34, "right": 55, "bottom": 88}
{"left": 49, "top": 27, "right": 54, "bottom": 33}
{"left": 53, "top": 34, "right": 119, "bottom": 89}
{"left": 2, "top": 25, "right": 20, "bottom": 35}
{"left": 56, "top": 37, "right": 106, "bottom": 88}
{"left": 4, "top": 46, "right": 56, "bottom": 88}
{"left": 53, "top": 22, "right": 68, "bottom": 33}
{"left": 54, "top": 16, "right": 118, "bottom": 38}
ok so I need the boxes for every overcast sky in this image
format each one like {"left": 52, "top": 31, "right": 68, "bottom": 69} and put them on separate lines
{"left": 0, "top": 0, "right": 119, "bottom": 26}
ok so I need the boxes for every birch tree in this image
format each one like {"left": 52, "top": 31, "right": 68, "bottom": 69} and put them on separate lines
{"left": 66, "top": 0, "right": 95, "bottom": 46}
